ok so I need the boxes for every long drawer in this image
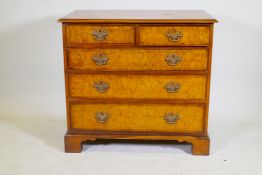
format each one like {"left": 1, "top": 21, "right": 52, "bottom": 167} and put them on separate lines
{"left": 70, "top": 103, "right": 205, "bottom": 132}
{"left": 67, "top": 48, "right": 208, "bottom": 71}
{"left": 68, "top": 74, "right": 206, "bottom": 99}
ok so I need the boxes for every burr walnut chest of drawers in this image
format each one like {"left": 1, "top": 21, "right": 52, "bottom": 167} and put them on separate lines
{"left": 59, "top": 10, "right": 217, "bottom": 155}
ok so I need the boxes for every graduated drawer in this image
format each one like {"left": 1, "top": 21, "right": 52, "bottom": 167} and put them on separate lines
{"left": 68, "top": 74, "right": 206, "bottom": 99}
{"left": 139, "top": 26, "right": 210, "bottom": 46}
{"left": 70, "top": 103, "right": 204, "bottom": 133}
{"left": 68, "top": 48, "right": 208, "bottom": 71}
{"left": 66, "top": 25, "right": 135, "bottom": 44}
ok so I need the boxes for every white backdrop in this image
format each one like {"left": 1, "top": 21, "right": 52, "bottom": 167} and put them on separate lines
{"left": 0, "top": 0, "right": 262, "bottom": 174}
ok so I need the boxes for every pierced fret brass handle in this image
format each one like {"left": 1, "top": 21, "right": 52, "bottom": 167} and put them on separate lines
{"left": 165, "top": 30, "right": 183, "bottom": 42}
{"left": 92, "top": 28, "right": 108, "bottom": 41}
{"left": 165, "top": 54, "right": 182, "bottom": 66}
{"left": 93, "top": 81, "right": 109, "bottom": 93}
{"left": 92, "top": 53, "right": 109, "bottom": 65}
{"left": 164, "top": 113, "right": 180, "bottom": 124}
{"left": 95, "top": 112, "right": 110, "bottom": 123}
{"left": 165, "top": 82, "right": 181, "bottom": 93}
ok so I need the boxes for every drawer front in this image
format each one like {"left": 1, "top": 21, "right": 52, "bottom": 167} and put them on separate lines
{"left": 68, "top": 48, "right": 208, "bottom": 71}
{"left": 139, "top": 26, "right": 210, "bottom": 46}
{"left": 69, "top": 75, "right": 206, "bottom": 99}
{"left": 66, "top": 25, "right": 135, "bottom": 44}
{"left": 71, "top": 103, "right": 204, "bottom": 132}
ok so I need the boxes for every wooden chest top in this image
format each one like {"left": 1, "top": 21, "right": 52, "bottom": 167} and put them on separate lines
{"left": 59, "top": 10, "right": 217, "bottom": 23}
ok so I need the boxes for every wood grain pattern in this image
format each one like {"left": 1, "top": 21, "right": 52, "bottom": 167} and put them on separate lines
{"left": 66, "top": 25, "right": 135, "bottom": 44}
{"left": 68, "top": 74, "right": 207, "bottom": 99}
{"left": 68, "top": 48, "right": 208, "bottom": 71}
{"left": 59, "top": 10, "right": 218, "bottom": 24}
{"left": 139, "top": 26, "right": 210, "bottom": 46}
{"left": 70, "top": 103, "right": 204, "bottom": 132}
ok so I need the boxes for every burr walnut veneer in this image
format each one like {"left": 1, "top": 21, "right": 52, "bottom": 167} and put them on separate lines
{"left": 59, "top": 10, "right": 217, "bottom": 155}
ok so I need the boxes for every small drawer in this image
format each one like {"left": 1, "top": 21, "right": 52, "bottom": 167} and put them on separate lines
{"left": 67, "top": 48, "right": 208, "bottom": 71}
{"left": 68, "top": 74, "right": 206, "bottom": 100}
{"left": 70, "top": 103, "right": 204, "bottom": 133}
{"left": 66, "top": 25, "right": 135, "bottom": 44}
{"left": 139, "top": 26, "right": 210, "bottom": 46}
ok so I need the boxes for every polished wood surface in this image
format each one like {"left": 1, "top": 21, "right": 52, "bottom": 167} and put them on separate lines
{"left": 59, "top": 10, "right": 217, "bottom": 23}
{"left": 69, "top": 74, "right": 206, "bottom": 99}
{"left": 139, "top": 26, "right": 210, "bottom": 46}
{"left": 60, "top": 10, "right": 217, "bottom": 155}
{"left": 68, "top": 48, "right": 208, "bottom": 71}
{"left": 70, "top": 103, "right": 204, "bottom": 132}
{"left": 66, "top": 25, "right": 135, "bottom": 44}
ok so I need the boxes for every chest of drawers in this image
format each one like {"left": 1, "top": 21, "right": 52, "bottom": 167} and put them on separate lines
{"left": 59, "top": 10, "right": 217, "bottom": 155}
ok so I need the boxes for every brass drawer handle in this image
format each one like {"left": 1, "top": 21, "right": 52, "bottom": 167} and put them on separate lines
{"left": 165, "top": 30, "right": 183, "bottom": 42}
{"left": 95, "top": 112, "right": 110, "bottom": 123}
{"left": 92, "top": 53, "right": 109, "bottom": 65}
{"left": 93, "top": 81, "right": 109, "bottom": 93}
{"left": 92, "top": 28, "right": 108, "bottom": 41}
{"left": 165, "top": 54, "right": 182, "bottom": 66}
{"left": 165, "top": 82, "right": 180, "bottom": 93}
{"left": 164, "top": 113, "right": 180, "bottom": 124}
